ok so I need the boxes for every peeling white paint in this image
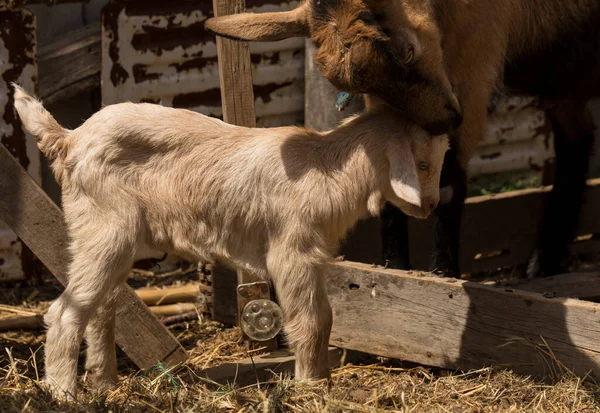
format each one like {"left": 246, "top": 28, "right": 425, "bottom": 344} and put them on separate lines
{"left": 470, "top": 96, "right": 555, "bottom": 177}
{"left": 102, "top": 1, "right": 304, "bottom": 127}
{"left": 0, "top": 9, "right": 39, "bottom": 281}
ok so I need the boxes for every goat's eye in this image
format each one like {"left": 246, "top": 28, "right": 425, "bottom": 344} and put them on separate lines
{"left": 418, "top": 161, "right": 429, "bottom": 171}
{"left": 404, "top": 45, "right": 415, "bottom": 64}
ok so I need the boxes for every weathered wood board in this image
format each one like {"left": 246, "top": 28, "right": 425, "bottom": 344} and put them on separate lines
{"left": 408, "top": 178, "right": 600, "bottom": 274}
{"left": 38, "top": 22, "right": 101, "bottom": 105}
{"left": 327, "top": 261, "right": 600, "bottom": 379}
{"left": 0, "top": 144, "right": 187, "bottom": 369}
{"left": 212, "top": 0, "right": 257, "bottom": 128}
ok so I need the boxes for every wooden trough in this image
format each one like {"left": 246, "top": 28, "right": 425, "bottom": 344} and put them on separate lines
{"left": 0, "top": 0, "right": 599, "bottom": 390}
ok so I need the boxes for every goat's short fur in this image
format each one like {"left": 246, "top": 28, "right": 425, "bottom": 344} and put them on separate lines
{"left": 12, "top": 85, "right": 448, "bottom": 400}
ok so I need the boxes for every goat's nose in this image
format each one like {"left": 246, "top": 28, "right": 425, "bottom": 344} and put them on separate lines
{"left": 445, "top": 104, "right": 463, "bottom": 129}
{"left": 428, "top": 198, "right": 439, "bottom": 212}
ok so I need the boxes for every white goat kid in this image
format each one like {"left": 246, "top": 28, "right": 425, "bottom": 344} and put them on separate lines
{"left": 13, "top": 84, "right": 448, "bottom": 400}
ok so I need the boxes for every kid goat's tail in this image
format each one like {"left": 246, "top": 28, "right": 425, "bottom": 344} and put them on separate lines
{"left": 11, "top": 83, "right": 70, "bottom": 181}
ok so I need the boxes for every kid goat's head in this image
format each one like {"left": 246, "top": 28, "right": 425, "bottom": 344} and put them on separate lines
{"left": 206, "top": 0, "right": 462, "bottom": 135}
{"left": 378, "top": 117, "right": 449, "bottom": 219}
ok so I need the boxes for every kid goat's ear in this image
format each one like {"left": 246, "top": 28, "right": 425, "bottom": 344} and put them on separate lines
{"left": 205, "top": 2, "right": 309, "bottom": 41}
{"left": 387, "top": 144, "right": 422, "bottom": 208}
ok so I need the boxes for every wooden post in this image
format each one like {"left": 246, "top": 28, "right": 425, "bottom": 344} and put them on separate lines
{"left": 212, "top": 0, "right": 256, "bottom": 129}
{"left": 211, "top": 0, "right": 277, "bottom": 350}
{"left": 0, "top": 144, "right": 187, "bottom": 370}
{"left": 304, "top": 40, "right": 383, "bottom": 265}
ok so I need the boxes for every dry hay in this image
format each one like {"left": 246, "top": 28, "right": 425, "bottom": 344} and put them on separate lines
{"left": 1, "top": 317, "right": 599, "bottom": 413}
{"left": 1, "top": 272, "right": 600, "bottom": 412}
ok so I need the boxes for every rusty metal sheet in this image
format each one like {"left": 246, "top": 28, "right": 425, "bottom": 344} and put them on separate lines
{"left": 0, "top": 7, "right": 40, "bottom": 281}
{"left": 469, "top": 96, "right": 555, "bottom": 177}
{"left": 101, "top": 0, "right": 304, "bottom": 127}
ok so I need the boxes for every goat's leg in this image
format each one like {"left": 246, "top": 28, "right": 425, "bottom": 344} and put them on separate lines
{"left": 430, "top": 147, "right": 468, "bottom": 278}
{"left": 527, "top": 100, "right": 595, "bottom": 278}
{"left": 267, "top": 252, "right": 332, "bottom": 380}
{"left": 84, "top": 289, "right": 120, "bottom": 392}
{"left": 44, "top": 229, "right": 133, "bottom": 400}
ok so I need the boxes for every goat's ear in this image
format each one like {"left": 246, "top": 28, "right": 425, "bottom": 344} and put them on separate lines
{"left": 387, "top": 146, "right": 422, "bottom": 208}
{"left": 205, "top": 3, "right": 309, "bottom": 41}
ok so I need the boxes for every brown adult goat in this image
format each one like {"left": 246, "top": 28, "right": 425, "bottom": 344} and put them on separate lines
{"left": 206, "top": 0, "right": 600, "bottom": 278}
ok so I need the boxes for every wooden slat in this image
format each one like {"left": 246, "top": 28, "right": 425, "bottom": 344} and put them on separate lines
{"left": 327, "top": 261, "right": 600, "bottom": 379}
{"left": 408, "top": 178, "right": 600, "bottom": 274}
{"left": 38, "top": 23, "right": 101, "bottom": 105}
{"left": 0, "top": 144, "right": 187, "bottom": 369}
{"left": 199, "top": 347, "right": 342, "bottom": 388}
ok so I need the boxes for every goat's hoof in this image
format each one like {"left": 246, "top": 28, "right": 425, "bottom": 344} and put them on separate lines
{"left": 43, "top": 378, "right": 77, "bottom": 402}
{"left": 86, "top": 369, "right": 118, "bottom": 393}
{"left": 90, "top": 377, "right": 118, "bottom": 393}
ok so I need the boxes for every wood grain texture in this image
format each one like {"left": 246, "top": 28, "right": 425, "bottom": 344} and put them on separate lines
{"left": 408, "top": 178, "right": 600, "bottom": 274}
{"left": 327, "top": 261, "right": 600, "bottom": 379}
{"left": 199, "top": 347, "right": 341, "bottom": 388}
{"left": 38, "top": 23, "right": 101, "bottom": 105}
{"left": 0, "top": 145, "right": 187, "bottom": 369}
{"left": 212, "top": 0, "right": 256, "bottom": 128}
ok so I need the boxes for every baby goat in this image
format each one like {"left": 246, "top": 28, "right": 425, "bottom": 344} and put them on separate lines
{"left": 13, "top": 85, "right": 448, "bottom": 400}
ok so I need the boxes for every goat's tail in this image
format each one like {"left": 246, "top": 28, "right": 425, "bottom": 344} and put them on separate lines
{"left": 12, "top": 83, "right": 69, "bottom": 164}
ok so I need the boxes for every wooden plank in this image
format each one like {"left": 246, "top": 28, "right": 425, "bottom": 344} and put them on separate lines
{"left": 492, "top": 272, "right": 600, "bottom": 300}
{"left": 327, "top": 261, "right": 600, "bottom": 379}
{"left": 38, "top": 23, "right": 101, "bottom": 105}
{"left": 408, "top": 178, "right": 600, "bottom": 274}
{"left": 199, "top": 347, "right": 342, "bottom": 388}
{"left": 212, "top": 0, "right": 256, "bottom": 128}
{"left": 0, "top": 144, "right": 187, "bottom": 370}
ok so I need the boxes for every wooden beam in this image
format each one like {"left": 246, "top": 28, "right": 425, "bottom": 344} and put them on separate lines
{"left": 0, "top": 144, "right": 187, "bottom": 370}
{"left": 38, "top": 23, "right": 101, "bottom": 105}
{"left": 199, "top": 347, "right": 342, "bottom": 388}
{"left": 408, "top": 178, "right": 600, "bottom": 274}
{"left": 327, "top": 261, "right": 600, "bottom": 380}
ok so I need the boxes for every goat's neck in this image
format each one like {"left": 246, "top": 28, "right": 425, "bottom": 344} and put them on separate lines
{"left": 309, "top": 117, "right": 387, "bottom": 233}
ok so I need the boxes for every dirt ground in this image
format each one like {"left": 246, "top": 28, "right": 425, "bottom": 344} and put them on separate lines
{"left": 1, "top": 266, "right": 600, "bottom": 413}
